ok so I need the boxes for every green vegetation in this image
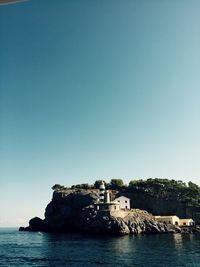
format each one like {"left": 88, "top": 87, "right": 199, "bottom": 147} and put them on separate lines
{"left": 51, "top": 184, "right": 66, "bottom": 191}
{"left": 71, "top": 183, "right": 91, "bottom": 189}
{"left": 109, "top": 179, "right": 124, "bottom": 190}
{"left": 128, "top": 178, "right": 200, "bottom": 207}
{"left": 94, "top": 180, "right": 107, "bottom": 189}
{"left": 51, "top": 178, "right": 200, "bottom": 207}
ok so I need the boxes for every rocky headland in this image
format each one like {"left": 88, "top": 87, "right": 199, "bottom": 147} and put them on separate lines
{"left": 19, "top": 188, "right": 199, "bottom": 235}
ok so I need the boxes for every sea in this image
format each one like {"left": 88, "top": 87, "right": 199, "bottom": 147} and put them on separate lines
{"left": 0, "top": 228, "right": 200, "bottom": 267}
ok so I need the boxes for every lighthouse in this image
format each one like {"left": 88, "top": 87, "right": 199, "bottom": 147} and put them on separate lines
{"left": 95, "top": 181, "right": 120, "bottom": 212}
{"left": 105, "top": 190, "right": 110, "bottom": 203}
{"left": 99, "top": 181, "right": 105, "bottom": 203}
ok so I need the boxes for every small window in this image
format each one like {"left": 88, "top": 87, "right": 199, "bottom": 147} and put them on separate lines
{"left": 125, "top": 206, "right": 127, "bottom": 209}
{"left": 118, "top": 200, "right": 120, "bottom": 202}
{"left": 168, "top": 221, "right": 171, "bottom": 224}
{"left": 183, "top": 222, "right": 186, "bottom": 226}
{"left": 114, "top": 206, "right": 116, "bottom": 210}
{"left": 125, "top": 200, "right": 127, "bottom": 203}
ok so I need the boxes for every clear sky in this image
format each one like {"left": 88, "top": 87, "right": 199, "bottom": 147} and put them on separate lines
{"left": 1, "top": 0, "right": 200, "bottom": 227}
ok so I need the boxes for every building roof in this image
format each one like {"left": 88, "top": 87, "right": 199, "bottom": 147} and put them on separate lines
{"left": 114, "top": 196, "right": 131, "bottom": 200}
{"left": 155, "top": 215, "right": 179, "bottom": 219}
{"left": 179, "top": 218, "right": 194, "bottom": 221}
{"left": 94, "top": 202, "right": 120, "bottom": 206}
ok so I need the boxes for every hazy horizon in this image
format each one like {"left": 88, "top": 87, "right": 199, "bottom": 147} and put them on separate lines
{"left": 1, "top": 0, "right": 200, "bottom": 227}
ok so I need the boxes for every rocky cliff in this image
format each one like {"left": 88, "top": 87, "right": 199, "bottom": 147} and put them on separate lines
{"left": 19, "top": 189, "right": 174, "bottom": 235}
{"left": 116, "top": 191, "right": 200, "bottom": 224}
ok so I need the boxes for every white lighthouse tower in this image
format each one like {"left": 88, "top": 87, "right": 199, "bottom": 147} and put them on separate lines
{"left": 95, "top": 180, "right": 120, "bottom": 212}
{"left": 99, "top": 181, "right": 105, "bottom": 203}
{"left": 105, "top": 190, "right": 110, "bottom": 203}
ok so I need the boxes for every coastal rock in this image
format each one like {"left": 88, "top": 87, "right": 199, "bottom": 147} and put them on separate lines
{"left": 117, "top": 191, "right": 200, "bottom": 225}
{"left": 80, "top": 205, "right": 168, "bottom": 235}
{"left": 19, "top": 189, "right": 196, "bottom": 235}
{"left": 19, "top": 217, "right": 45, "bottom": 232}
{"left": 193, "top": 226, "right": 200, "bottom": 233}
{"left": 43, "top": 189, "right": 98, "bottom": 232}
{"left": 29, "top": 217, "right": 44, "bottom": 230}
{"left": 80, "top": 209, "right": 130, "bottom": 235}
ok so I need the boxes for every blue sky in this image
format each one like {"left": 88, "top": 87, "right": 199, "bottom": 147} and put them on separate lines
{"left": 1, "top": 0, "right": 200, "bottom": 227}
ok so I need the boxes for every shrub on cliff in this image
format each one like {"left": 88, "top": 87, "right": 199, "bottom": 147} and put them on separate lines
{"left": 71, "top": 183, "right": 92, "bottom": 189}
{"left": 52, "top": 184, "right": 66, "bottom": 191}
{"left": 109, "top": 179, "right": 124, "bottom": 190}
{"left": 94, "top": 180, "right": 107, "bottom": 189}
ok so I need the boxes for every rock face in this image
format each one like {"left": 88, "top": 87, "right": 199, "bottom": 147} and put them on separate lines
{"left": 19, "top": 189, "right": 195, "bottom": 235}
{"left": 43, "top": 189, "right": 98, "bottom": 232}
{"left": 20, "top": 189, "right": 99, "bottom": 233}
{"left": 80, "top": 206, "right": 169, "bottom": 235}
{"left": 119, "top": 191, "right": 200, "bottom": 225}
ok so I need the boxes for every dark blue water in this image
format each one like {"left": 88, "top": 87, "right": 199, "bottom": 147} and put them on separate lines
{"left": 0, "top": 228, "right": 200, "bottom": 267}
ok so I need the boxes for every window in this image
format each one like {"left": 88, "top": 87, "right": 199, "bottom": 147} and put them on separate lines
{"left": 125, "top": 200, "right": 127, "bottom": 203}
{"left": 183, "top": 222, "right": 186, "bottom": 226}
{"left": 125, "top": 206, "right": 127, "bottom": 209}
{"left": 118, "top": 200, "right": 120, "bottom": 202}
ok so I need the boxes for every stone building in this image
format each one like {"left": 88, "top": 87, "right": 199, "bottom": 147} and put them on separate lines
{"left": 155, "top": 215, "right": 180, "bottom": 225}
{"left": 155, "top": 215, "right": 194, "bottom": 226}
{"left": 179, "top": 218, "right": 194, "bottom": 226}
{"left": 113, "top": 196, "right": 131, "bottom": 210}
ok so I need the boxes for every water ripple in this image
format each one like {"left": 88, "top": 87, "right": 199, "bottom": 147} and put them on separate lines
{"left": 0, "top": 229, "right": 200, "bottom": 267}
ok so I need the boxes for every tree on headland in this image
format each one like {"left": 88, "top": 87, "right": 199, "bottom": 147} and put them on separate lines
{"left": 128, "top": 178, "right": 200, "bottom": 206}
{"left": 94, "top": 180, "right": 107, "bottom": 189}
{"left": 71, "top": 183, "right": 91, "bottom": 189}
{"left": 52, "top": 184, "right": 65, "bottom": 191}
{"left": 110, "top": 179, "right": 124, "bottom": 190}
{"left": 188, "top": 181, "right": 199, "bottom": 192}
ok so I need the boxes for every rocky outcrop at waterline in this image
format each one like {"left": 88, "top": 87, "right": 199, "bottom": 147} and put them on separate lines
{"left": 19, "top": 189, "right": 198, "bottom": 235}
{"left": 79, "top": 205, "right": 169, "bottom": 234}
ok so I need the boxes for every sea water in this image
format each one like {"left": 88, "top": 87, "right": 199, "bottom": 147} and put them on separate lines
{"left": 0, "top": 228, "right": 200, "bottom": 267}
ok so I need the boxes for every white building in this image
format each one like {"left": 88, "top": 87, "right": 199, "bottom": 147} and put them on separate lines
{"left": 155, "top": 216, "right": 195, "bottom": 226}
{"left": 114, "top": 196, "right": 131, "bottom": 210}
{"left": 179, "top": 219, "right": 194, "bottom": 226}
{"left": 155, "top": 215, "right": 180, "bottom": 225}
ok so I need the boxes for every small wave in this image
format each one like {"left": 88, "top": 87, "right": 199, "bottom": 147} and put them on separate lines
{"left": 0, "top": 255, "right": 62, "bottom": 263}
